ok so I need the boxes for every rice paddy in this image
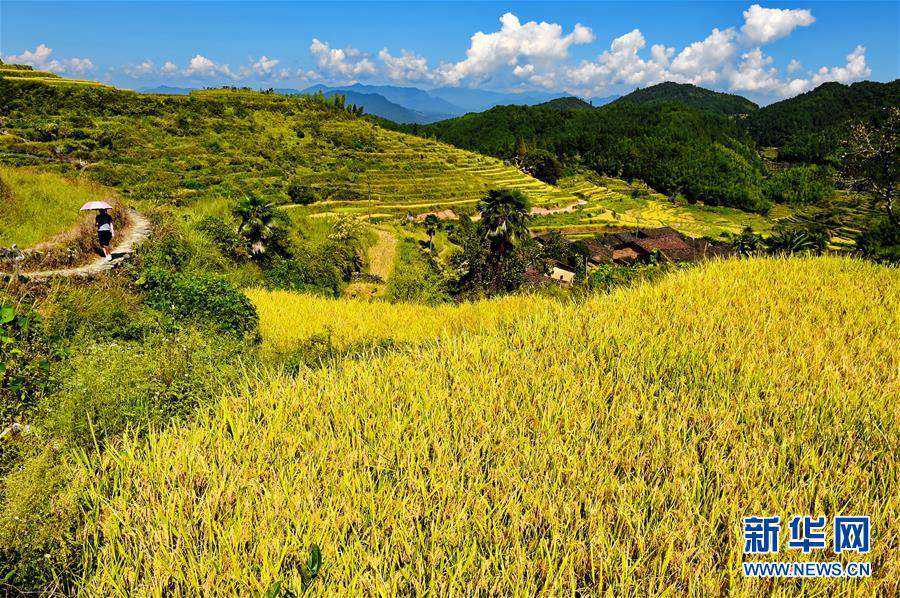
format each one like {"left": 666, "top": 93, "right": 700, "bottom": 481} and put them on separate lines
{"left": 79, "top": 256, "right": 899, "bottom": 595}
{"left": 535, "top": 174, "right": 791, "bottom": 238}
{"left": 247, "top": 287, "right": 553, "bottom": 354}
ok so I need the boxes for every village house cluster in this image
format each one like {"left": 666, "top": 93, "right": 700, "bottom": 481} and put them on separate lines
{"left": 529, "top": 227, "right": 733, "bottom": 286}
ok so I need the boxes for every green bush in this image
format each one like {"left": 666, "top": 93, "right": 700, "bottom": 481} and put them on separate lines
{"left": 195, "top": 215, "right": 248, "bottom": 262}
{"left": 385, "top": 241, "right": 449, "bottom": 304}
{"left": 0, "top": 329, "right": 245, "bottom": 591}
{"left": 262, "top": 253, "right": 343, "bottom": 297}
{"left": 0, "top": 302, "right": 54, "bottom": 428}
{"left": 855, "top": 217, "right": 900, "bottom": 263}
{"left": 765, "top": 222, "right": 829, "bottom": 254}
{"left": 286, "top": 180, "right": 317, "bottom": 205}
{"left": 140, "top": 266, "right": 259, "bottom": 339}
{"left": 42, "top": 282, "right": 156, "bottom": 343}
{"left": 520, "top": 149, "right": 563, "bottom": 185}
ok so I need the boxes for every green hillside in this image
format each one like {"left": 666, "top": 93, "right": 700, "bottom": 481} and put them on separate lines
{"left": 0, "top": 77, "right": 578, "bottom": 217}
{"left": 401, "top": 100, "right": 772, "bottom": 213}
{"left": 613, "top": 81, "right": 759, "bottom": 115}
{"left": 0, "top": 166, "right": 108, "bottom": 247}
{"left": 0, "top": 74, "right": 784, "bottom": 239}
{"left": 748, "top": 80, "right": 900, "bottom": 146}
{"left": 746, "top": 79, "right": 900, "bottom": 162}
{"left": 538, "top": 96, "right": 594, "bottom": 110}
{"left": 0, "top": 63, "right": 112, "bottom": 89}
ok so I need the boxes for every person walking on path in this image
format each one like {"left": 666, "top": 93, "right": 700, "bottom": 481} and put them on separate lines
{"left": 95, "top": 208, "right": 115, "bottom": 261}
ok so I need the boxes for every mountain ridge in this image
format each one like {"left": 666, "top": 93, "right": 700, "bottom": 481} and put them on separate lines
{"left": 613, "top": 81, "right": 759, "bottom": 115}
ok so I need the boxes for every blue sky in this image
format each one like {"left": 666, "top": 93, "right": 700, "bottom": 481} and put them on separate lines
{"left": 2, "top": 1, "right": 897, "bottom": 102}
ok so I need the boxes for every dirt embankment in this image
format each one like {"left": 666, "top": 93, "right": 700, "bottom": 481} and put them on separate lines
{"left": 1, "top": 201, "right": 131, "bottom": 272}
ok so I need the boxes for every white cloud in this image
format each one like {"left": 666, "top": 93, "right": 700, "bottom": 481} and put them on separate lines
{"left": 310, "top": 38, "right": 376, "bottom": 78}
{"left": 5, "top": 43, "right": 95, "bottom": 74}
{"left": 378, "top": 48, "right": 434, "bottom": 83}
{"left": 433, "top": 12, "right": 594, "bottom": 85}
{"left": 60, "top": 57, "right": 95, "bottom": 74}
{"left": 741, "top": 4, "right": 815, "bottom": 45}
{"left": 812, "top": 44, "right": 870, "bottom": 83}
{"left": 780, "top": 45, "right": 871, "bottom": 96}
{"left": 252, "top": 55, "right": 280, "bottom": 76}
{"left": 731, "top": 45, "right": 871, "bottom": 97}
{"left": 786, "top": 58, "right": 802, "bottom": 73}
{"left": 161, "top": 61, "right": 179, "bottom": 75}
{"left": 669, "top": 28, "right": 737, "bottom": 84}
{"left": 123, "top": 60, "right": 155, "bottom": 77}
{"left": 729, "top": 48, "right": 780, "bottom": 92}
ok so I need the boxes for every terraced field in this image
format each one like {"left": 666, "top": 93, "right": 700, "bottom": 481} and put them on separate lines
{"left": 281, "top": 131, "right": 789, "bottom": 240}
{"left": 0, "top": 65, "right": 111, "bottom": 88}
{"left": 536, "top": 174, "right": 791, "bottom": 238}
{"left": 283, "top": 128, "right": 580, "bottom": 219}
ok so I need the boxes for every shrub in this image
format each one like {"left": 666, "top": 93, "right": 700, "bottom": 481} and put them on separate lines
{"left": 765, "top": 223, "right": 829, "bottom": 254}
{"left": 855, "top": 217, "right": 900, "bottom": 263}
{"left": 262, "top": 253, "right": 343, "bottom": 297}
{"left": 764, "top": 165, "right": 834, "bottom": 204}
{"left": 134, "top": 219, "right": 194, "bottom": 272}
{"left": 520, "top": 149, "right": 563, "bottom": 185}
{"left": 385, "top": 241, "right": 449, "bottom": 304}
{"left": 41, "top": 282, "right": 155, "bottom": 343}
{"left": 0, "top": 301, "right": 54, "bottom": 427}
{"left": 286, "top": 180, "right": 317, "bottom": 205}
{"left": 195, "top": 215, "right": 248, "bottom": 262}
{"left": 140, "top": 267, "right": 259, "bottom": 339}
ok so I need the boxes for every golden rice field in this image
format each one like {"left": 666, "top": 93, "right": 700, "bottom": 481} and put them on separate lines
{"left": 79, "top": 257, "right": 898, "bottom": 595}
{"left": 246, "top": 287, "right": 554, "bottom": 354}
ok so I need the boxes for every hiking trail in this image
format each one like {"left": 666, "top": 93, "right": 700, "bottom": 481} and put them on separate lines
{"left": 2, "top": 209, "right": 151, "bottom": 281}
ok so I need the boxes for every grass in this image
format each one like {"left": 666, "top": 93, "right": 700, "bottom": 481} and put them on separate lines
{"left": 0, "top": 166, "right": 108, "bottom": 247}
{"left": 78, "top": 256, "right": 898, "bottom": 594}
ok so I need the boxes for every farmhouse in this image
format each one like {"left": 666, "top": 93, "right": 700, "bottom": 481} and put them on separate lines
{"left": 413, "top": 209, "right": 459, "bottom": 222}
{"left": 524, "top": 262, "right": 576, "bottom": 287}
{"left": 581, "top": 227, "right": 729, "bottom": 266}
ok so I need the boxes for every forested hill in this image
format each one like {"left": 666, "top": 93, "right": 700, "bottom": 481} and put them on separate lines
{"left": 746, "top": 80, "right": 900, "bottom": 159}
{"left": 401, "top": 101, "right": 771, "bottom": 213}
{"left": 612, "top": 82, "right": 759, "bottom": 116}
{"left": 538, "top": 97, "right": 594, "bottom": 110}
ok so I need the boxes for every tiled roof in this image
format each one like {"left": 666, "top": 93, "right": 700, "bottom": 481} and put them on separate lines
{"left": 633, "top": 234, "right": 691, "bottom": 252}
{"left": 638, "top": 226, "right": 680, "bottom": 239}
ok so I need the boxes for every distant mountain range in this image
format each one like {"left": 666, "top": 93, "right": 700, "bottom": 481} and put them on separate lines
{"left": 295, "top": 84, "right": 574, "bottom": 123}
{"left": 138, "top": 82, "right": 618, "bottom": 124}
{"left": 139, "top": 85, "right": 195, "bottom": 95}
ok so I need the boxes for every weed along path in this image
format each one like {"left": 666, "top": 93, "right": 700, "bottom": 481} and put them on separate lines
{"left": 3, "top": 209, "right": 151, "bottom": 281}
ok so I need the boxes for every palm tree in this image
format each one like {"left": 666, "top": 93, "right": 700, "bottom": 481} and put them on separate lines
{"left": 233, "top": 194, "right": 277, "bottom": 256}
{"left": 477, "top": 189, "right": 531, "bottom": 256}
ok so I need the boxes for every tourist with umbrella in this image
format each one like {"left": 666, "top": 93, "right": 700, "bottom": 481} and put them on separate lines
{"left": 80, "top": 201, "right": 115, "bottom": 261}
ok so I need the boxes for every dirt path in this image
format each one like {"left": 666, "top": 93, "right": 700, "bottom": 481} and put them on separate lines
{"left": 367, "top": 228, "right": 398, "bottom": 280}
{"left": 3, "top": 209, "right": 151, "bottom": 281}
{"left": 529, "top": 199, "right": 588, "bottom": 216}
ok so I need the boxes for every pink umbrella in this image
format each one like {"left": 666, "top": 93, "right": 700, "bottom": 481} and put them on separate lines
{"left": 80, "top": 201, "right": 114, "bottom": 211}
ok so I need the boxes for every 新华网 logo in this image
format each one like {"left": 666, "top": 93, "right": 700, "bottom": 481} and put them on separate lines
{"left": 741, "top": 515, "right": 871, "bottom": 578}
